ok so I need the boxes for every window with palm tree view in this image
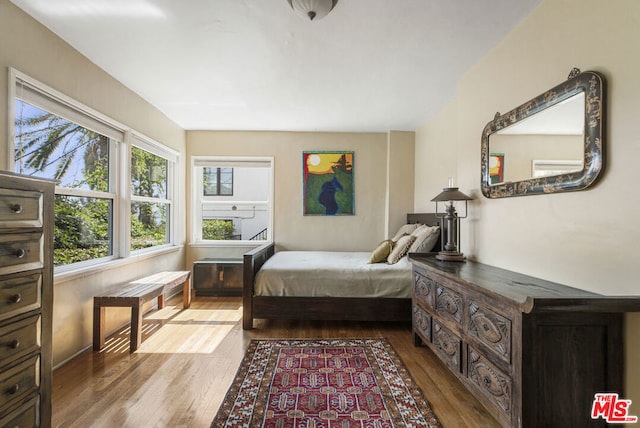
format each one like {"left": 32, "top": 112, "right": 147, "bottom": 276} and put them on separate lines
{"left": 13, "top": 73, "right": 176, "bottom": 269}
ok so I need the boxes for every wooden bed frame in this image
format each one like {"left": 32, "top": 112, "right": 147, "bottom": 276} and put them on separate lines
{"left": 242, "top": 213, "right": 441, "bottom": 329}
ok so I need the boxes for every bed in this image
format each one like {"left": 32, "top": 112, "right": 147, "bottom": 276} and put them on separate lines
{"left": 242, "top": 213, "right": 441, "bottom": 329}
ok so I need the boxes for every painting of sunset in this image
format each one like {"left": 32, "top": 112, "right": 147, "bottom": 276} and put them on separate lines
{"left": 303, "top": 151, "right": 354, "bottom": 216}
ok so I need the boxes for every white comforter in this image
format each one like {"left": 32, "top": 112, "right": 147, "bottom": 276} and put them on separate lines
{"left": 254, "top": 251, "right": 412, "bottom": 298}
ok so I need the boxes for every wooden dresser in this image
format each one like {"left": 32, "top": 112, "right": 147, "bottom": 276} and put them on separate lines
{"left": 409, "top": 254, "right": 640, "bottom": 428}
{"left": 0, "top": 171, "right": 54, "bottom": 427}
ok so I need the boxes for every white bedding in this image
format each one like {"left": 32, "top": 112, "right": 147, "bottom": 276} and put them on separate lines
{"left": 254, "top": 251, "right": 412, "bottom": 298}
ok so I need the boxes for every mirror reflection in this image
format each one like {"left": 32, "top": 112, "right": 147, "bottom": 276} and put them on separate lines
{"left": 488, "top": 93, "right": 585, "bottom": 184}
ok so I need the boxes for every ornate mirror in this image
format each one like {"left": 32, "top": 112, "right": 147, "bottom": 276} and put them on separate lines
{"left": 481, "top": 69, "right": 605, "bottom": 198}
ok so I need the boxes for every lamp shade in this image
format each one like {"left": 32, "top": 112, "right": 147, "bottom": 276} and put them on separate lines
{"left": 431, "top": 187, "right": 473, "bottom": 202}
{"left": 287, "top": 0, "right": 339, "bottom": 21}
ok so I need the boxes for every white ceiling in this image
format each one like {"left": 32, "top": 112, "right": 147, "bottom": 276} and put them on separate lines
{"left": 10, "top": 0, "right": 541, "bottom": 132}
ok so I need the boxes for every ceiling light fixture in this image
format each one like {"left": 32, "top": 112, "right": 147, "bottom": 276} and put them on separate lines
{"left": 286, "top": 0, "right": 339, "bottom": 21}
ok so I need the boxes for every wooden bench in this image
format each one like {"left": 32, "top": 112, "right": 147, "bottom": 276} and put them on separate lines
{"left": 93, "top": 271, "right": 191, "bottom": 353}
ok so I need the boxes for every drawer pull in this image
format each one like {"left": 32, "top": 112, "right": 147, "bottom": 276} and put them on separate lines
{"left": 8, "top": 384, "right": 20, "bottom": 395}
{"left": 10, "top": 203, "right": 23, "bottom": 214}
{"left": 9, "top": 293, "right": 22, "bottom": 303}
{"left": 15, "top": 248, "right": 26, "bottom": 259}
{"left": 9, "top": 339, "right": 20, "bottom": 349}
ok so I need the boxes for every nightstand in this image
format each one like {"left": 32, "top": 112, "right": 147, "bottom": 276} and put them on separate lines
{"left": 193, "top": 258, "right": 243, "bottom": 296}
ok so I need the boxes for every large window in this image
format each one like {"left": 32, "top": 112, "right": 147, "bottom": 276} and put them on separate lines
{"left": 10, "top": 69, "right": 178, "bottom": 271}
{"left": 192, "top": 157, "right": 273, "bottom": 243}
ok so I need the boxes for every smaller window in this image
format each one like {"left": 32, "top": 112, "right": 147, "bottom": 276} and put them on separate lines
{"left": 203, "top": 167, "right": 233, "bottom": 196}
{"left": 130, "top": 145, "right": 172, "bottom": 251}
{"left": 192, "top": 157, "right": 273, "bottom": 244}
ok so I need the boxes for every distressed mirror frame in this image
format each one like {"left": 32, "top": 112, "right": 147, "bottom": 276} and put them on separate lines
{"left": 481, "top": 69, "right": 606, "bottom": 198}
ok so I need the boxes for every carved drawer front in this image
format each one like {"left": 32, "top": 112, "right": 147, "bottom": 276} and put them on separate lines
{"left": 0, "top": 315, "right": 41, "bottom": 368}
{"left": 412, "top": 305, "right": 431, "bottom": 342}
{"left": 0, "top": 274, "right": 42, "bottom": 322}
{"left": 0, "top": 397, "right": 38, "bottom": 427}
{"left": 0, "top": 188, "right": 42, "bottom": 228}
{"left": 0, "top": 355, "right": 40, "bottom": 410}
{"left": 468, "top": 300, "right": 512, "bottom": 363}
{"left": 413, "top": 272, "right": 434, "bottom": 309}
{"left": 0, "top": 233, "right": 43, "bottom": 276}
{"left": 433, "top": 320, "right": 462, "bottom": 371}
{"left": 468, "top": 346, "right": 512, "bottom": 419}
{"left": 435, "top": 284, "right": 463, "bottom": 327}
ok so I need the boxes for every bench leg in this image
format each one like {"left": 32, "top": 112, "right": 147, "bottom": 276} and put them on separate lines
{"left": 158, "top": 294, "right": 165, "bottom": 309}
{"left": 183, "top": 277, "right": 191, "bottom": 309}
{"left": 93, "top": 304, "right": 105, "bottom": 351}
{"left": 130, "top": 305, "right": 143, "bottom": 353}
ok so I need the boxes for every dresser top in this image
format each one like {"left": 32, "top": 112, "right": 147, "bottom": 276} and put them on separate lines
{"left": 409, "top": 254, "right": 640, "bottom": 313}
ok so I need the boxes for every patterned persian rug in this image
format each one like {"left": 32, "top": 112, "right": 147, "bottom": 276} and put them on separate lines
{"left": 211, "top": 338, "right": 441, "bottom": 427}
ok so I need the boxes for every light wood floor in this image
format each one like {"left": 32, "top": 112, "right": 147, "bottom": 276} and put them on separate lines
{"left": 52, "top": 296, "right": 499, "bottom": 427}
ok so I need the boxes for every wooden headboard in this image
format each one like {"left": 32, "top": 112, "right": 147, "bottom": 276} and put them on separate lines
{"left": 407, "top": 212, "right": 439, "bottom": 226}
{"left": 406, "top": 212, "right": 443, "bottom": 253}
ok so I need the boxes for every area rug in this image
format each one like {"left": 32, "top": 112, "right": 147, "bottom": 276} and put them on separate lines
{"left": 212, "top": 338, "right": 441, "bottom": 427}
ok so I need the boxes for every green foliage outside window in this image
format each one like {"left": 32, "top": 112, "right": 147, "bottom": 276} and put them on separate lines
{"left": 202, "top": 219, "right": 235, "bottom": 240}
{"left": 130, "top": 147, "right": 169, "bottom": 250}
{"left": 15, "top": 99, "right": 172, "bottom": 266}
{"left": 53, "top": 195, "right": 111, "bottom": 266}
{"left": 131, "top": 202, "right": 168, "bottom": 250}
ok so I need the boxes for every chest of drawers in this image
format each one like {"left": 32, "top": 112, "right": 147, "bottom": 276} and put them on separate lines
{"left": 0, "top": 171, "right": 54, "bottom": 427}
{"left": 409, "top": 254, "right": 640, "bottom": 428}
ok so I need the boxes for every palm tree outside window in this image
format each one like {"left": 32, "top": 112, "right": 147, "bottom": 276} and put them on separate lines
{"left": 12, "top": 70, "right": 177, "bottom": 269}
{"left": 15, "top": 99, "right": 116, "bottom": 267}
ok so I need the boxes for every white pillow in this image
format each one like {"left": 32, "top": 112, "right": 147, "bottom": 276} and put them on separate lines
{"left": 391, "top": 223, "right": 420, "bottom": 241}
{"left": 408, "top": 225, "right": 440, "bottom": 253}
{"left": 387, "top": 234, "right": 416, "bottom": 264}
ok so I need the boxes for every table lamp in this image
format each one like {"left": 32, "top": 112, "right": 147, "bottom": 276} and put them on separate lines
{"left": 431, "top": 179, "right": 473, "bottom": 261}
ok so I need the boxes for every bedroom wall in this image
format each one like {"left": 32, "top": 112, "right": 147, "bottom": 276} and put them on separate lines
{"left": 186, "top": 130, "right": 414, "bottom": 266}
{"left": 414, "top": 98, "right": 459, "bottom": 214}
{"left": 385, "top": 131, "right": 415, "bottom": 239}
{"left": 415, "top": 0, "right": 640, "bottom": 408}
{"left": 0, "top": 1, "right": 187, "bottom": 366}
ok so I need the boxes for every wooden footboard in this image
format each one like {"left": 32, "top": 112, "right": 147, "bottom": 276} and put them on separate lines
{"left": 251, "top": 297, "right": 411, "bottom": 324}
{"left": 242, "top": 214, "right": 438, "bottom": 330}
{"left": 243, "top": 241, "right": 275, "bottom": 329}
{"left": 242, "top": 239, "right": 411, "bottom": 329}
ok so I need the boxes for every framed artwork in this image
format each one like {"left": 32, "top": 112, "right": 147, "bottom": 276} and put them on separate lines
{"left": 303, "top": 151, "right": 354, "bottom": 216}
{"left": 489, "top": 153, "right": 504, "bottom": 184}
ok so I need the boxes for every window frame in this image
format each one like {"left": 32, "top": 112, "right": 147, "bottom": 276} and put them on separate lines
{"left": 191, "top": 156, "right": 274, "bottom": 246}
{"left": 8, "top": 68, "right": 180, "bottom": 275}
{"left": 128, "top": 131, "right": 178, "bottom": 256}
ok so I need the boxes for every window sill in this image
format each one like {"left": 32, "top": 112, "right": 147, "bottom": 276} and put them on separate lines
{"left": 189, "top": 241, "right": 267, "bottom": 248}
{"left": 54, "top": 245, "right": 184, "bottom": 284}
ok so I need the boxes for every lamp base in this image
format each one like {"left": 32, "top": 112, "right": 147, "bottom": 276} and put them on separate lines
{"left": 435, "top": 251, "right": 466, "bottom": 262}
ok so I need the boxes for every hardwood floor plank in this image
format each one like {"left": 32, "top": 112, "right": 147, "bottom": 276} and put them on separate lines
{"left": 52, "top": 296, "right": 499, "bottom": 427}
